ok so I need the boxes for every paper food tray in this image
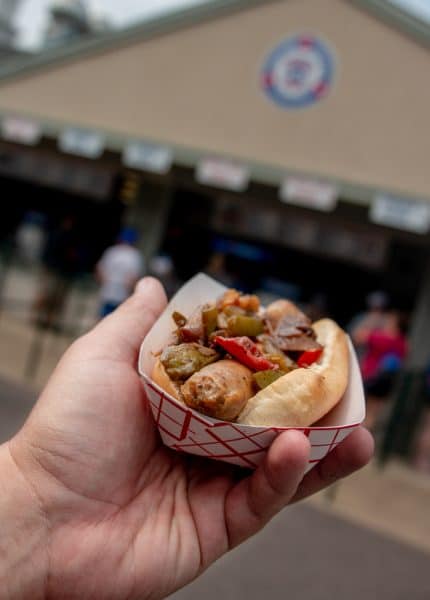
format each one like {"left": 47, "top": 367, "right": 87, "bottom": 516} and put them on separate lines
{"left": 138, "top": 274, "right": 365, "bottom": 471}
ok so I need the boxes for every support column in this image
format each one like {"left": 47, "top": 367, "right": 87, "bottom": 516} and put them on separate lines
{"left": 123, "top": 180, "right": 173, "bottom": 265}
{"left": 405, "top": 254, "right": 430, "bottom": 370}
{"left": 380, "top": 252, "right": 430, "bottom": 461}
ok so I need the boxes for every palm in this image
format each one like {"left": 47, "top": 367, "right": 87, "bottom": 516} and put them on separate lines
{"left": 17, "top": 345, "right": 240, "bottom": 599}
{"left": 10, "top": 280, "right": 373, "bottom": 600}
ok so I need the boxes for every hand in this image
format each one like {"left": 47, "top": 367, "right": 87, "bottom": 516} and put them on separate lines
{"left": 4, "top": 278, "right": 374, "bottom": 600}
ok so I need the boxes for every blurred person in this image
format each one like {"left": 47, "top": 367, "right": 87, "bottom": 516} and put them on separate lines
{"left": 96, "top": 227, "right": 144, "bottom": 318}
{"left": 349, "top": 291, "right": 389, "bottom": 353}
{"left": 360, "top": 310, "right": 408, "bottom": 429}
{"left": 33, "top": 214, "right": 81, "bottom": 329}
{"left": 148, "top": 253, "right": 180, "bottom": 298}
{"left": 0, "top": 277, "right": 373, "bottom": 599}
{"left": 14, "top": 211, "right": 46, "bottom": 266}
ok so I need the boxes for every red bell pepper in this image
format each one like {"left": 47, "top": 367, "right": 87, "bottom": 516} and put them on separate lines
{"left": 214, "top": 336, "right": 277, "bottom": 371}
{"left": 297, "top": 348, "right": 323, "bottom": 367}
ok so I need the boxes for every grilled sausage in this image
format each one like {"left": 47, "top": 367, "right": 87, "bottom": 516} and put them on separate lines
{"left": 181, "top": 359, "right": 253, "bottom": 421}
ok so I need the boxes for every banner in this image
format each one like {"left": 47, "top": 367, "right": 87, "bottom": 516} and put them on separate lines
{"left": 1, "top": 116, "right": 42, "bottom": 145}
{"left": 123, "top": 141, "right": 172, "bottom": 174}
{"left": 370, "top": 194, "right": 430, "bottom": 234}
{"left": 58, "top": 127, "right": 105, "bottom": 159}
{"left": 280, "top": 176, "right": 338, "bottom": 211}
{"left": 196, "top": 157, "right": 249, "bottom": 191}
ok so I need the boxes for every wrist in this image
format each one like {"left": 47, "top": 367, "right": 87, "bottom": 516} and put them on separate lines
{"left": 0, "top": 442, "right": 49, "bottom": 599}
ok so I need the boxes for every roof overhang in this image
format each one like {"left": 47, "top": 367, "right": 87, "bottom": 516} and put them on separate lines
{"left": 2, "top": 108, "right": 428, "bottom": 211}
{"left": 0, "top": 0, "right": 428, "bottom": 84}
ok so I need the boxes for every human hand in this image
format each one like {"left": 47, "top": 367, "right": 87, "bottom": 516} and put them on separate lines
{"left": 3, "top": 278, "right": 374, "bottom": 599}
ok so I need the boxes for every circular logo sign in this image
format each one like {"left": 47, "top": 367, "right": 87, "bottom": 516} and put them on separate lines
{"left": 261, "top": 35, "right": 335, "bottom": 109}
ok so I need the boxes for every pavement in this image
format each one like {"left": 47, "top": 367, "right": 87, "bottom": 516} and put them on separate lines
{"left": 0, "top": 376, "right": 36, "bottom": 441}
{"left": 170, "top": 505, "right": 430, "bottom": 600}
{"left": 1, "top": 374, "right": 430, "bottom": 600}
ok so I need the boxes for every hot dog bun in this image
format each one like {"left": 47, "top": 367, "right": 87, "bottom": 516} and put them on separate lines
{"left": 237, "top": 318, "right": 349, "bottom": 427}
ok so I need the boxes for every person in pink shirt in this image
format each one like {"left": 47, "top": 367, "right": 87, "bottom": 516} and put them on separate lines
{"left": 360, "top": 311, "right": 408, "bottom": 428}
{"left": 361, "top": 311, "right": 408, "bottom": 385}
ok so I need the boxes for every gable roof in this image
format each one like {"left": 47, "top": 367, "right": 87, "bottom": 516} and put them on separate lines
{"left": 0, "top": 0, "right": 269, "bottom": 82}
{"left": 0, "top": 0, "right": 429, "bottom": 83}
{"left": 352, "top": 0, "right": 430, "bottom": 46}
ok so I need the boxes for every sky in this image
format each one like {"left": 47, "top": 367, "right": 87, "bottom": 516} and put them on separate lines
{"left": 14, "top": 0, "right": 207, "bottom": 48}
{"left": 12, "top": 0, "right": 430, "bottom": 49}
{"left": 389, "top": 0, "right": 430, "bottom": 21}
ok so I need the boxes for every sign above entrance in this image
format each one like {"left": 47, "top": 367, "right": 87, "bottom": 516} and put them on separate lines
{"left": 122, "top": 141, "right": 173, "bottom": 174}
{"left": 261, "top": 34, "right": 335, "bottom": 109}
{"left": 280, "top": 176, "right": 338, "bottom": 211}
{"left": 58, "top": 127, "right": 105, "bottom": 159}
{"left": 370, "top": 194, "right": 430, "bottom": 234}
{"left": 1, "top": 116, "right": 42, "bottom": 146}
{"left": 196, "top": 157, "right": 250, "bottom": 192}
{"left": 0, "top": 146, "right": 113, "bottom": 200}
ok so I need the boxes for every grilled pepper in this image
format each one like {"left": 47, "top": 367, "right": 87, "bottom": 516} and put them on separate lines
{"left": 214, "top": 336, "right": 277, "bottom": 371}
{"left": 227, "top": 315, "right": 264, "bottom": 337}
{"left": 202, "top": 305, "right": 218, "bottom": 338}
{"left": 161, "top": 343, "right": 219, "bottom": 380}
{"left": 297, "top": 348, "right": 323, "bottom": 367}
{"left": 253, "top": 369, "right": 286, "bottom": 389}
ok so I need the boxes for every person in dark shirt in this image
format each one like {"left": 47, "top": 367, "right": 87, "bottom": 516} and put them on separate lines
{"left": 33, "top": 215, "right": 82, "bottom": 329}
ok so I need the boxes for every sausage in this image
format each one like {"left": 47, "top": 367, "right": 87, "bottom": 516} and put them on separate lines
{"left": 181, "top": 359, "right": 253, "bottom": 421}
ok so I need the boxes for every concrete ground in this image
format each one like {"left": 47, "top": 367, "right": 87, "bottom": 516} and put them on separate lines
{"left": 0, "top": 376, "right": 36, "bottom": 441}
{"left": 170, "top": 504, "right": 430, "bottom": 600}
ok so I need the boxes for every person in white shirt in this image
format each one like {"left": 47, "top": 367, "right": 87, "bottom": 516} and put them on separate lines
{"left": 96, "top": 228, "right": 144, "bottom": 317}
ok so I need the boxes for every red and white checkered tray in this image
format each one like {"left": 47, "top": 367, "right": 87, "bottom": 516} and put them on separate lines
{"left": 139, "top": 274, "right": 365, "bottom": 471}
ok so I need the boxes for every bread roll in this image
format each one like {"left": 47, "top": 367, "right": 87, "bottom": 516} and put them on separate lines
{"left": 237, "top": 319, "right": 349, "bottom": 427}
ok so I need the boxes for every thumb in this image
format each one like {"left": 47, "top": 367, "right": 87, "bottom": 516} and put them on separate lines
{"left": 87, "top": 277, "right": 168, "bottom": 362}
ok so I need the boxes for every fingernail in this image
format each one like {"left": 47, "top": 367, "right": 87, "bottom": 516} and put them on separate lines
{"left": 135, "top": 277, "right": 156, "bottom": 295}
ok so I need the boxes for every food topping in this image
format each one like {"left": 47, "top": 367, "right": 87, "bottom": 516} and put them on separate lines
{"left": 226, "top": 314, "right": 264, "bottom": 337}
{"left": 161, "top": 343, "right": 219, "bottom": 380}
{"left": 202, "top": 305, "right": 218, "bottom": 338}
{"left": 270, "top": 314, "right": 322, "bottom": 353}
{"left": 164, "top": 289, "right": 323, "bottom": 384}
{"left": 252, "top": 369, "right": 286, "bottom": 390}
{"left": 177, "top": 307, "right": 205, "bottom": 343}
{"left": 213, "top": 336, "right": 278, "bottom": 371}
{"left": 217, "top": 289, "right": 260, "bottom": 313}
{"left": 297, "top": 348, "right": 323, "bottom": 367}
{"left": 172, "top": 311, "right": 187, "bottom": 328}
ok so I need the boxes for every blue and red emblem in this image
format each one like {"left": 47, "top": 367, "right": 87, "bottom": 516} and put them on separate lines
{"left": 261, "top": 35, "right": 335, "bottom": 109}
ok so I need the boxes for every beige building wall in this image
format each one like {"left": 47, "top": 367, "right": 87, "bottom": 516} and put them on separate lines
{"left": 0, "top": 0, "right": 429, "bottom": 198}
